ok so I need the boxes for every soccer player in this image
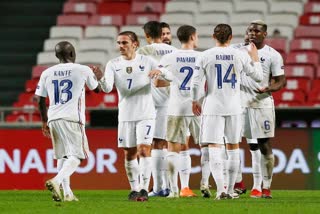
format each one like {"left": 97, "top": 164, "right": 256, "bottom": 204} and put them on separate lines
{"left": 160, "top": 22, "right": 172, "bottom": 45}
{"left": 94, "top": 31, "right": 157, "bottom": 202}
{"left": 137, "top": 21, "right": 177, "bottom": 197}
{"left": 35, "top": 41, "right": 100, "bottom": 202}
{"left": 149, "top": 25, "right": 200, "bottom": 198}
{"left": 191, "top": 24, "right": 263, "bottom": 200}
{"left": 240, "top": 20, "right": 286, "bottom": 198}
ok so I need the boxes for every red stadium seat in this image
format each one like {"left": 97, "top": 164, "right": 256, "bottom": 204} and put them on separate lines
{"left": 125, "top": 14, "right": 159, "bottom": 25}
{"left": 97, "top": 2, "right": 131, "bottom": 16}
{"left": 294, "top": 26, "right": 320, "bottom": 38}
{"left": 304, "top": 2, "right": 320, "bottom": 13}
{"left": 63, "top": 2, "right": 97, "bottom": 15}
{"left": 316, "top": 67, "right": 320, "bottom": 78}
{"left": 285, "top": 51, "right": 319, "bottom": 67}
{"left": 307, "top": 89, "right": 320, "bottom": 102}
{"left": 284, "top": 65, "right": 315, "bottom": 79}
{"left": 299, "top": 14, "right": 320, "bottom": 25}
{"left": 310, "top": 79, "right": 320, "bottom": 91}
{"left": 32, "top": 65, "right": 49, "bottom": 79}
{"left": 273, "top": 90, "right": 306, "bottom": 104}
{"left": 290, "top": 38, "right": 320, "bottom": 53}
{"left": 275, "top": 100, "right": 305, "bottom": 107}
{"left": 131, "top": 1, "right": 164, "bottom": 14}
{"left": 6, "top": 113, "right": 41, "bottom": 123}
{"left": 87, "top": 15, "right": 123, "bottom": 26}
{"left": 57, "top": 14, "right": 89, "bottom": 27}
{"left": 265, "top": 38, "right": 287, "bottom": 54}
{"left": 285, "top": 78, "right": 310, "bottom": 93}
{"left": 25, "top": 79, "right": 39, "bottom": 93}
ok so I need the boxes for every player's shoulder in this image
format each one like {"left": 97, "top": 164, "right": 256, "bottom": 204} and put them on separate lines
{"left": 261, "top": 44, "right": 282, "bottom": 58}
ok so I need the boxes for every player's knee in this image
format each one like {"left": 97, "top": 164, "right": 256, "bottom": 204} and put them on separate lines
{"left": 138, "top": 145, "right": 151, "bottom": 157}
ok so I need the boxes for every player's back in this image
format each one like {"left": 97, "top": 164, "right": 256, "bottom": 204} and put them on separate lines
{"left": 39, "top": 63, "right": 95, "bottom": 124}
{"left": 163, "top": 49, "right": 200, "bottom": 116}
{"left": 200, "top": 47, "right": 243, "bottom": 115}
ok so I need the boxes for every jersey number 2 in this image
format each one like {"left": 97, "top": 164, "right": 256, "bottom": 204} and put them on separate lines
{"left": 179, "top": 66, "right": 193, "bottom": 90}
{"left": 52, "top": 79, "right": 73, "bottom": 104}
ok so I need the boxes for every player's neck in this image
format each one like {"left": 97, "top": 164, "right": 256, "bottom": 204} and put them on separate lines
{"left": 181, "top": 43, "right": 194, "bottom": 50}
{"left": 151, "top": 38, "right": 162, "bottom": 44}
{"left": 123, "top": 52, "right": 136, "bottom": 60}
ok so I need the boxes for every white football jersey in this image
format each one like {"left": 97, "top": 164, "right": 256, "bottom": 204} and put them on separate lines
{"left": 236, "top": 44, "right": 285, "bottom": 108}
{"left": 191, "top": 46, "right": 263, "bottom": 115}
{"left": 159, "top": 49, "right": 203, "bottom": 116}
{"left": 137, "top": 43, "right": 177, "bottom": 107}
{"left": 100, "top": 54, "right": 156, "bottom": 122}
{"left": 35, "top": 63, "right": 98, "bottom": 124}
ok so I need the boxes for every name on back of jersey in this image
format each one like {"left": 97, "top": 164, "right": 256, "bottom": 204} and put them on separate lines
{"left": 54, "top": 70, "right": 72, "bottom": 77}
{"left": 176, "top": 57, "right": 196, "bottom": 63}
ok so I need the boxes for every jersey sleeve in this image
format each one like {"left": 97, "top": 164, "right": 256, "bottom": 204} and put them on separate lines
{"left": 35, "top": 71, "right": 48, "bottom": 98}
{"left": 100, "top": 61, "right": 115, "bottom": 93}
{"left": 191, "top": 54, "right": 206, "bottom": 101}
{"left": 158, "top": 54, "right": 174, "bottom": 81}
{"left": 271, "top": 51, "right": 285, "bottom": 77}
{"left": 239, "top": 51, "right": 263, "bottom": 82}
{"left": 84, "top": 66, "right": 99, "bottom": 90}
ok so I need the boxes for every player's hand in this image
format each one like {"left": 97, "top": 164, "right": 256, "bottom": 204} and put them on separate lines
{"left": 247, "top": 42, "right": 259, "bottom": 62}
{"left": 90, "top": 65, "right": 104, "bottom": 80}
{"left": 148, "top": 69, "right": 162, "bottom": 79}
{"left": 41, "top": 122, "right": 51, "bottom": 138}
{"left": 192, "top": 101, "right": 202, "bottom": 116}
{"left": 254, "top": 87, "right": 269, "bottom": 94}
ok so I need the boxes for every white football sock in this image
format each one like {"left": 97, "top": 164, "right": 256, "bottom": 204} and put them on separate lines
{"left": 235, "top": 152, "right": 243, "bottom": 183}
{"left": 250, "top": 149, "right": 262, "bottom": 191}
{"left": 200, "top": 147, "right": 210, "bottom": 186}
{"left": 179, "top": 150, "right": 191, "bottom": 189}
{"left": 261, "top": 154, "right": 274, "bottom": 189}
{"left": 139, "top": 157, "right": 152, "bottom": 190}
{"left": 125, "top": 159, "right": 140, "bottom": 192}
{"left": 221, "top": 144, "right": 228, "bottom": 187}
{"left": 226, "top": 149, "right": 240, "bottom": 195}
{"left": 209, "top": 147, "right": 225, "bottom": 194}
{"left": 167, "top": 152, "right": 180, "bottom": 193}
{"left": 151, "top": 149, "right": 163, "bottom": 192}
{"left": 54, "top": 156, "right": 80, "bottom": 185}
{"left": 57, "top": 158, "right": 72, "bottom": 196}
{"left": 161, "top": 149, "right": 169, "bottom": 190}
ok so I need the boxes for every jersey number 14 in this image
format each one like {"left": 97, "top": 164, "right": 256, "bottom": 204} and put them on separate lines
{"left": 215, "top": 64, "right": 237, "bottom": 89}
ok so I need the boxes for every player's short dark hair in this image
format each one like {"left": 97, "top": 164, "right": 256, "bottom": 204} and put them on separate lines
{"left": 214, "top": 24, "right": 232, "bottom": 44}
{"left": 118, "top": 31, "right": 140, "bottom": 47}
{"left": 160, "top": 22, "right": 170, "bottom": 29}
{"left": 250, "top": 20, "right": 268, "bottom": 32}
{"left": 143, "top": 21, "right": 162, "bottom": 39}
{"left": 177, "top": 25, "right": 196, "bottom": 43}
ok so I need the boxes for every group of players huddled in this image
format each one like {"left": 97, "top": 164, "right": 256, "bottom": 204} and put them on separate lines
{"left": 36, "top": 20, "right": 286, "bottom": 202}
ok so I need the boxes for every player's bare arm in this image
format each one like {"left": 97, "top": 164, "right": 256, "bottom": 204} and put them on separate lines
{"left": 36, "top": 95, "right": 50, "bottom": 138}
{"left": 255, "top": 75, "right": 286, "bottom": 93}
{"left": 90, "top": 65, "right": 104, "bottom": 81}
{"left": 247, "top": 42, "right": 259, "bottom": 62}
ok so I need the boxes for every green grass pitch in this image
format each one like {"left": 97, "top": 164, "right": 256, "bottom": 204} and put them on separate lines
{"left": 1, "top": 190, "right": 320, "bottom": 213}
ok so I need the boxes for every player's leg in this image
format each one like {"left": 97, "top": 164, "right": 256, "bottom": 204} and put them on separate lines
{"left": 202, "top": 115, "right": 226, "bottom": 199}
{"left": 200, "top": 144, "right": 211, "bottom": 198}
{"left": 258, "top": 138, "right": 274, "bottom": 199}
{"left": 225, "top": 115, "right": 241, "bottom": 199}
{"left": 118, "top": 121, "right": 141, "bottom": 201}
{"left": 253, "top": 108, "right": 275, "bottom": 199}
{"left": 57, "top": 157, "right": 77, "bottom": 201}
{"left": 136, "top": 119, "right": 154, "bottom": 201}
{"left": 46, "top": 120, "right": 83, "bottom": 202}
{"left": 150, "top": 107, "right": 169, "bottom": 196}
{"left": 166, "top": 141, "right": 181, "bottom": 198}
{"left": 248, "top": 139, "right": 262, "bottom": 198}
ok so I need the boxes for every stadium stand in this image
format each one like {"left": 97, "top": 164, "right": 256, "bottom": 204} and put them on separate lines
{"left": 3, "top": 0, "right": 319, "bottom": 126}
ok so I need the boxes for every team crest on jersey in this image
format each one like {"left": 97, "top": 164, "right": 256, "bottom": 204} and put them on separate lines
{"left": 126, "top": 67, "right": 133, "bottom": 74}
{"left": 139, "top": 65, "right": 145, "bottom": 71}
